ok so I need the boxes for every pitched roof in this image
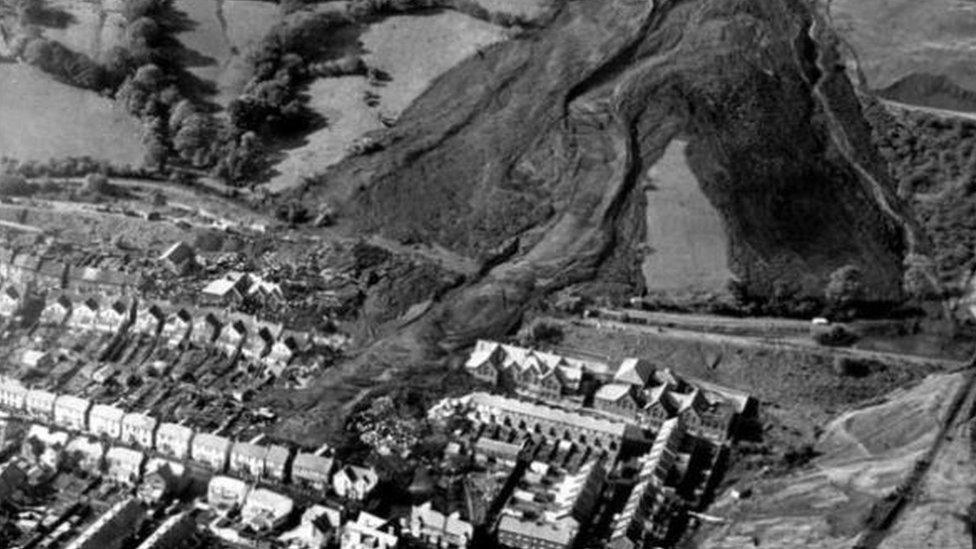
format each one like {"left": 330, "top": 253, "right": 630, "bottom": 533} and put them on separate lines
{"left": 232, "top": 441, "right": 268, "bottom": 461}
{"left": 122, "top": 412, "right": 157, "bottom": 430}
{"left": 265, "top": 444, "right": 290, "bottom": 465}
{"left": 160, "top": 241, "right": 195, "bottom": 263}
{"left": 412, "top": 502, "right": 473, "bottom": 538}
{"left": 614, "top": 358, "right": 658, "bottom": 386}
{"left": 468, "top": 392, "right": 634, "bottom": 439}
{"left": 293, "top": 453, "right": 334, "bottom": 477}
{"left": 90, "top": 404, "right": 126, "bottom": 422}
{"left": 594, "top": 383, "right": 633, "bottom": 403}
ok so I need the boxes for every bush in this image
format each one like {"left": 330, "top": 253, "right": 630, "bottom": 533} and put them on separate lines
{"left": 811, "top": 324, "right": 859, "bottom": 347}
{"left": 22, "top": 38, "right": 106, "bottom": 90}
{"left": 528, "top": 321, "right": 564, "bottom": 346}
{"left": 0, "top": 174, "right": 34, "bottom": 197}
{"left": 832, "top": 356, "right": 884, "bottom": 378}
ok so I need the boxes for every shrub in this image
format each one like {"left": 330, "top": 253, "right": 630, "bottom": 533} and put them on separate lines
{"left": 811, "top": 324, "right": 858, "bottom": 347}
{"left": 21, "top": 38, "right": 106, "bottom": 90}
{"left": 528, "top": 321, "right": 564, "bottom": 346}
{"left": 825, "top": 265, "right": 863, "bottom": 311}
{"left": 0, "top": 173, "right": 34, "bottom": 197}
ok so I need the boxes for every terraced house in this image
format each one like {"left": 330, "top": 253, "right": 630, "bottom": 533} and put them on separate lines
{"left": 121, "top": 412, "right": 158, "bottom": 449}
{"left": 40, "top": 293, "right": 73, "bottom": 325}
{"left": 464, "top": 340, "right": 593, "bottom": 400}
{"left": 88, "top": 404, "right": 125, "bottom": 439}
{"left": 53, "top": 395, "right": 92, "bottom": 432}
{"left": 155, "top": 422, "right": 194, "bottom": 460}
{"left": 192, "top": 433, "right": 232, "bottom": 471}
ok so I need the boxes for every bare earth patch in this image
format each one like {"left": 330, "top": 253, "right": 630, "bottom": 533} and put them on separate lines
{"left": 0, "top": 64, "right": 143, "bottom": 164}
{"left": 266, "top": 11, "right": 510, "bottom": 192}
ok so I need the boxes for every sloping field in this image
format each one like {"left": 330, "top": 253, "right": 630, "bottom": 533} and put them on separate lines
{"left": 700, "top": 373, "right": 966, "bottom": 549}
{"left": 44, "top": 0, "right": 127, "bottom": 61}
{"left": 0, "top": 64, "right": 143, "bottom": 163}
{"left": 642, "top": 139, "right": 732, "bottom": 294}
{"left": 828, "top": 0, "right": 976, "bottom": 110}
{"left": 266, "top": 11, "right": 509, "bottom": 192}
{"left": 174, "top": 0, "right": 278, "bottom": 106}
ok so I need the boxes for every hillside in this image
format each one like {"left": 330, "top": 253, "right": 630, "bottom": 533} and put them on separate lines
{"left": 295, "top": 0, "right": 924, "bottom": 317}
{"left": 697, "top": 371, "right": 972, "bottom": 548}
{"left": 826, "top": 0, "right": 976, "bottom": 112}
{"left": 0, "top": 63, "right": 143, "bottom": 163}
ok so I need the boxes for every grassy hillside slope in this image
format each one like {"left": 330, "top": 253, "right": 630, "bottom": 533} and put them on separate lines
{"left": 827, "top": 0, "right": 976, "bottom": 112}
{"left": 0, "top": 64, "right": 143, "bottom": 163}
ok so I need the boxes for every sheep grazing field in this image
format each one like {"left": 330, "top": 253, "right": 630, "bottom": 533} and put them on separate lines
{"left": 266, "top": 11, "right": 510, "bottom": 192}
{"left": 0, "top": 64, "right": 143, "bottom": 164}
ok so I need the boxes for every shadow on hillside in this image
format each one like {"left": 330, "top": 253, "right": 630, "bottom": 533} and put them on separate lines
{"left": 153, "top": 4, "right": 221, "bottom": 108}
{"left": 27, "top": 5, "right": 76, "bottom": 29}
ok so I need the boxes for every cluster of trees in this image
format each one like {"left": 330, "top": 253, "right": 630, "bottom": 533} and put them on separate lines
{"left": 865, "top": 99, "right": 976, "bottom": 288}
{"left": 224, "top": 10, "right": 356, "bottom": 136}
{"left": 0, "top": 173, "right": 35, "bottom": 197}
{"left": 9, "top": 28, "right": 108, "bottom": 90}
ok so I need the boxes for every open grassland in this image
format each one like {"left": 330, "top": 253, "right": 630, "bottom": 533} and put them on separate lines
{"left": 266, "top": 11, "right": 509, "bottom": 192}
{"left": 44, "top": 0, "right": 127, "bottom": 61}
{"left": 174, "top": 0, "right": 279, "bottom": 106}
{"left": 0, "top": 64, "right": 143, "bottom": 163}
{"left": 829, "top": 0, "right": 976, "bottom": 110}
{"left": 642, "top": 139, "right": 732, "bottom": 294}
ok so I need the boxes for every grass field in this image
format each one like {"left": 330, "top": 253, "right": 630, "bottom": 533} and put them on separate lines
{"left": 642, "top": 139, "right": 732, "bottom": 294}
{"left": 266, "top": 11, "right": 509, "bottom": 192}
{"left": 44, "top": 0, "right": 127, "bottom": 61}
{"left": 0, "top": 64, "right": 144, "bottom": 163}
{"left": 174, "top": 0, "right": 279, "bottom": 106}
{"left": 829, "top": 0, "right": 976, "bottom": 108}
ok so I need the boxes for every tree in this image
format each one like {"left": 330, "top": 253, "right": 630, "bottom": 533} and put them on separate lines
{"left": 82, "top": 173, "right": 113, "bottom": 195}
{"left": 903, "top": 253, "right": 936, "bottom": 302}
{"left": 0, "top": 173, "right": 33, "bottom": 196}
{"left": 124, "top": 16, "right": 161, "bottom": 62}
{"left": 173, "top": 113, "right": 217, "bottom": 166}
{"left": 168, "top": 99, "right": 196, "bottom": 133}
{"left": 132, "top": 62, "right": 166, "bottom": 91}
{"left": 141, "top": 116, "right": 170, "bottom": 172}
{"left": 825, "top": 265, "right": 863, "bottom": 310}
